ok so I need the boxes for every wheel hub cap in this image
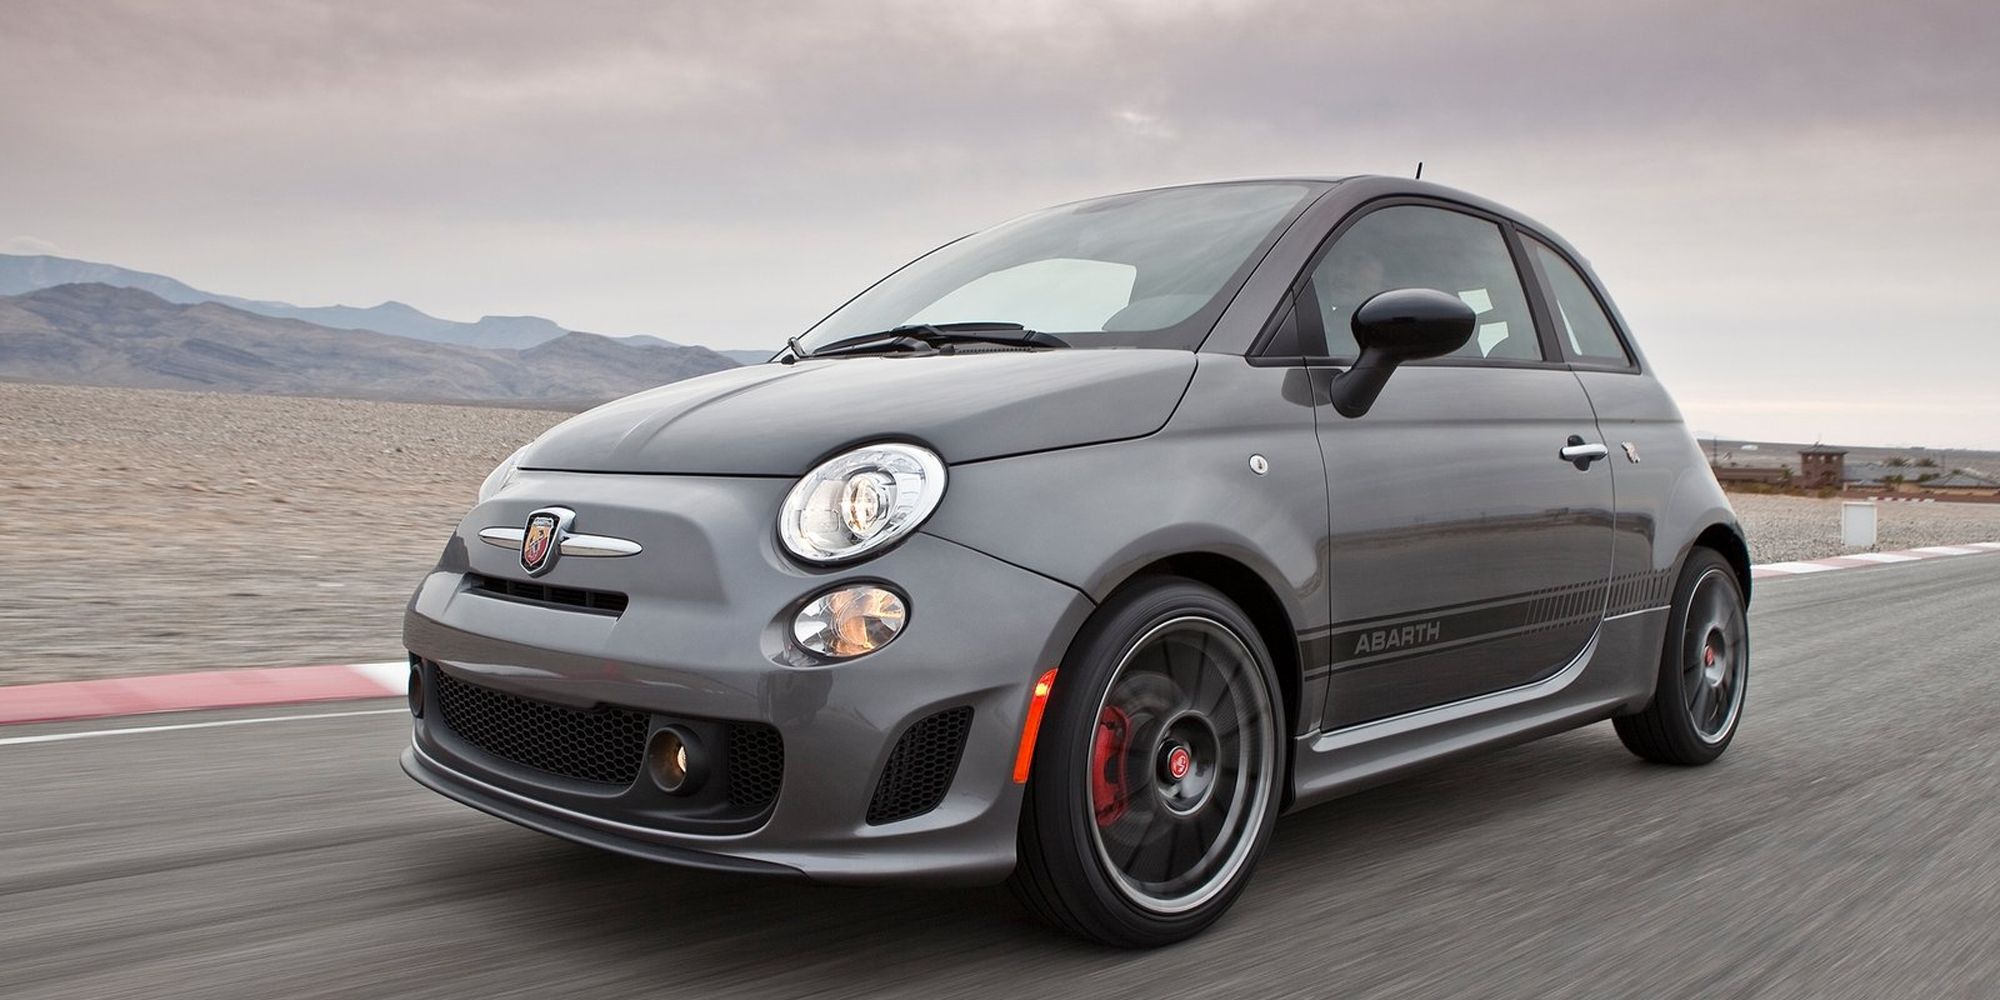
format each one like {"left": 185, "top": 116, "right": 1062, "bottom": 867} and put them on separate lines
{"left": 1701, "top": 629, "right": 1728, "bottom": 686}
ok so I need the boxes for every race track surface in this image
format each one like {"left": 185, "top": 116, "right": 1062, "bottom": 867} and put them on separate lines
{"left": 5, "top": 556, "right": 1997, "bottom": 999}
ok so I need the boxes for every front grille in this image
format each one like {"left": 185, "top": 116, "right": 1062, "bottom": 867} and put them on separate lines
{"left": 867, "top": 707, "right": 973, "bottom": 825}
{"left": 433, "top": 669, "right": 649, "bottom": 785}
{"left": 466, "top": 573, "right": 629, "bottom": 616}
{"left": 727, "top": 723, "right": 785, "bottom": 811}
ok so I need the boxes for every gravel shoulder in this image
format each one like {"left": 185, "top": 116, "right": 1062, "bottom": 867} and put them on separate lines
{"left": 5, "top": 382, "right": 1998, "bottom": 685}
{"left": 1727, "top": 491, "right": 2000, "bottom": 563}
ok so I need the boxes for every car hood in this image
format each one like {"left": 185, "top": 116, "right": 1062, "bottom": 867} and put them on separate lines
{"left": 520, "top": 348, "right": 1198, "bottom": 475}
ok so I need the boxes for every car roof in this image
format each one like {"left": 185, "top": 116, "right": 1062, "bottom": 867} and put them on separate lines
{"left": 1088, "top": 174, "right": 1575, "bottom": 255}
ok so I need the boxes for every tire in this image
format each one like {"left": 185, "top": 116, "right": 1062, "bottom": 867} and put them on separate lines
{"left": 1614, "top": 548, "right": 1749, "bottom": 765}
{"left": 1008, "top": 577, "right": 1284, "bottom": 947}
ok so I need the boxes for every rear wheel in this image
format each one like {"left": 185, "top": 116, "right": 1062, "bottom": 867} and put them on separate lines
{"left": 1615, "top": 548, "right": 1749, "bottom": 765}
{"left": 1009, "top": 578, "right": 1282, "bottom": 947}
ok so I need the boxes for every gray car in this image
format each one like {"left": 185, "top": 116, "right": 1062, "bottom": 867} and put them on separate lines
{"left": 401, "top": 175, "right": 1750, "bottom": 947}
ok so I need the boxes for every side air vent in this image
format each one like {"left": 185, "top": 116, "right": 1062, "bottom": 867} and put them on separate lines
{"left": 726, "top": 723, "right": 785, "bottom": 811}
{"left": 867, "top": 707, "right": 973, "bottom": 825}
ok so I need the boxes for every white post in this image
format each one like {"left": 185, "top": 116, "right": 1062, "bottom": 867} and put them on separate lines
{"left": 1841, "top": 501, "right": 1878, "bottom": 549}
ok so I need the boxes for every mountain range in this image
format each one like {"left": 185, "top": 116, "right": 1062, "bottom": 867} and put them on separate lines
{"left": 0, "top": 253, "right": 773, "bottom": 364}
{"left": 0, "top": 283, "right": 740, "bottom": 403}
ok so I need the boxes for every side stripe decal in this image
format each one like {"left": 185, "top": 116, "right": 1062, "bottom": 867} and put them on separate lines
{"left": 1297, "top": 568, "right": 1672, "bottom": 677}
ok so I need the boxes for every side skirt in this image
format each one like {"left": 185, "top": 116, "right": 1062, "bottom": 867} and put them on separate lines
{"left": 1284, "top": 607, "right": 1666, "bottom": 813}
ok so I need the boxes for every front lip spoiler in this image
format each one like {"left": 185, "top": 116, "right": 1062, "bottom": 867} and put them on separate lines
{"left": 400, "top": 746, "right": 807, "bottom": 881}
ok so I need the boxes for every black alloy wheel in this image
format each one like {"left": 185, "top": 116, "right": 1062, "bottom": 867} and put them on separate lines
{"left": 1615, "top": 548, "right": 1749, "bottom": 765}
{"left": 1011, "top": 578, "right": 1282, "bottom": 947}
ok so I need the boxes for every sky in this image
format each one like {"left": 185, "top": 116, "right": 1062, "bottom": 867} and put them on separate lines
{"left": 4, "top": 0, "right": 1998, "bottom": 448}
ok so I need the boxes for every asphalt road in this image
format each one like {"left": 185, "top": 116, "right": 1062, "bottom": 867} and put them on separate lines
{"left": 5, "top": 557, "right": 1998, "bottom": 1000}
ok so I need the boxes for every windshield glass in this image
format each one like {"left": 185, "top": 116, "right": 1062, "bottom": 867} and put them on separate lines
{"left": 797, "top": 182, "right": 1317, "bottom": 352}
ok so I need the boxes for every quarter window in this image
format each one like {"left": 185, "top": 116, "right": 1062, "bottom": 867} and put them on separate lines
{"left": 1305, "top": 205, "right": 1541, "bottom": 363}
{"left": 1528, "top": 239, "right": 1633, "bottom": 366}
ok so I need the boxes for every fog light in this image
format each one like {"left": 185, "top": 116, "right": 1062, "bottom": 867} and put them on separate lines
{"left": 792, "top": 585, "right": 907, "bottom": 659}
{"left": 648, "top": 726, "right": 704, "bottom": 795}
{"left": 407, "top": 661, "right": 425, "bottom": 718}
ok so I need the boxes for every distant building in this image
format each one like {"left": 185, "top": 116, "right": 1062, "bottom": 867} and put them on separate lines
{"left": 1798, "top": 446, "right": 1847, "bottom": 489}
{"left": 1843, "top": 462, "right": 2000, "bottom": 497}
{"left": 1711, "top": 465, "right": 1787, "bottom": 487}
{"left": 1710, "top": 445, "right": 1998, "bottom": 499}
{"left": 1924, "top": 471, "right": 2000, "bottom": 495}
{"left": 1841, "top": 461, "right": 1908, "bottom": 487}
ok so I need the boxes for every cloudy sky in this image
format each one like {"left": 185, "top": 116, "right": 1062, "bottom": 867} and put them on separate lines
{"left": 4, "top": 0, "right": 1997, "bottom": 447}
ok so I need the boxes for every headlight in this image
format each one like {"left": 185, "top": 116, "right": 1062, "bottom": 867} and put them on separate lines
{"left": 478, "top": 445, "right": 528, "bottom": 502}
{"left": 778, "top": 443, "right": 946, "bottom": 564}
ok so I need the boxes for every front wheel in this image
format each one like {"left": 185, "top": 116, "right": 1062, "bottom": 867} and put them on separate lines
{"left": 1009, "top": 578, "right": 1283, "bottom": 947}
{"left": 1614, "top": 548, "right": 1749, "bottom": 765}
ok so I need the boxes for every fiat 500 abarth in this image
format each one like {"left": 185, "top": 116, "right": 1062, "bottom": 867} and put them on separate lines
{"left": 402, "top": 175, "right": 1750, "bottom": 947}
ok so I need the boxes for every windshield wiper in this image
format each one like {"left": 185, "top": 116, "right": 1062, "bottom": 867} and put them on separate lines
{"left": 785, "top": 322, "right": 1067, "bottom": 362}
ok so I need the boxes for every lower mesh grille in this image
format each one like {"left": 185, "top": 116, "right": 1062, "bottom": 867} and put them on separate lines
{"left": 867, "top": 707, "right": 973, "bottom": 825}
{"left": 433, "top": 669, "right": 649, "bottom": 785}
{"left": 727, "top": 724, "right": 785, "bottom": 810}
{"left": 427, "top": 666, "right": 787, "bottom": 815}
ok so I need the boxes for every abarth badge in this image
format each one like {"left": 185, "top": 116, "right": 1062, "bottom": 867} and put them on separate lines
{"left": 521, "top": 510, "right": 562, "bottom": 575}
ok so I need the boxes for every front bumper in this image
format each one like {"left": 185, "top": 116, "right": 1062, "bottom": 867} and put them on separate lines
{"left": 402, "top": 469, "right": 1093, "bottom": 886}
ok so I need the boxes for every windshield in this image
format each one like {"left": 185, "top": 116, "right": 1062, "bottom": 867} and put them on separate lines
{"left": 796, "top": 182, "right": 1318, "bottom": 352}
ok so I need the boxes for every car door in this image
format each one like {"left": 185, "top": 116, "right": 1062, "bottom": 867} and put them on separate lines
{"left": 1290, "top": 201, "right": 1617, "bottom": 729}
{"left": 1519, "top": 231, "right": 1685, "bottom": 614}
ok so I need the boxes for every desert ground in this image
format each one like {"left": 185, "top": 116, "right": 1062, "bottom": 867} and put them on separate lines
{"left": 5, "top": 381, "right": 1999, "bottom": 685}
{"left": 2, "top": 382, "right": 568, "bottom": 684}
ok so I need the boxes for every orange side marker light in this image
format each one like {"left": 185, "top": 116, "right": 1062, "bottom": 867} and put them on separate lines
{"left": 1012, "top": 669, "right": 1059, "bottom": 784}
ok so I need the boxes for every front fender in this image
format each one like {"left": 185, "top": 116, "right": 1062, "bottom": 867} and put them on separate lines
{"left": 920, "top": 355, "right": 1330, "bottom": 638}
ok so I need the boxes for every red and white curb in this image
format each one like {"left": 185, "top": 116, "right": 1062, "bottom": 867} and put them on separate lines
{"left": 1750, "top": 541, "right": 2000, "bottom": 579}
{"left": 0, "top": 661, "right": 406, "bottom": 726}
{"left": 4, "top": 541, "right": 1999, "bottom": 729}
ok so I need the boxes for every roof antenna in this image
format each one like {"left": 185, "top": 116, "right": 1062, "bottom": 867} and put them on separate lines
{"left": 1414, "top": 161, "right": 1424, "bottom": 180}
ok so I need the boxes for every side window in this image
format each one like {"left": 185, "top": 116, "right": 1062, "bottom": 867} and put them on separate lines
{"left": 1306, "top": 205, "right": 1541, "bottom": 362}
{"left": 1528, "top": 239, "right": 1633, "bottom": 367}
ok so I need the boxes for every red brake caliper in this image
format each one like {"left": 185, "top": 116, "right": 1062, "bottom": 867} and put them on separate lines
{"left": 1092, "top": 706, "right": 1132, "bottom": 827}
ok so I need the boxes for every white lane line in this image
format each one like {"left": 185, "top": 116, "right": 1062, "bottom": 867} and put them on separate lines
{"left": 1756, "top": 561, "right": 1843, "bottom": 574}
{"left": 0, "top": 708, "right": 407, "bottom": 747}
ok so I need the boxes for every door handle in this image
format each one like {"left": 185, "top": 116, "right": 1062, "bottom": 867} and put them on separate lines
{"left": 1560, "top": 435, "right": 1609, "bottom": 470}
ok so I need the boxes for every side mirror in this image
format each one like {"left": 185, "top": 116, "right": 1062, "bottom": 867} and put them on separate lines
{"left": 1328, "top": 288, "right": 1477, "bottom": 418}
